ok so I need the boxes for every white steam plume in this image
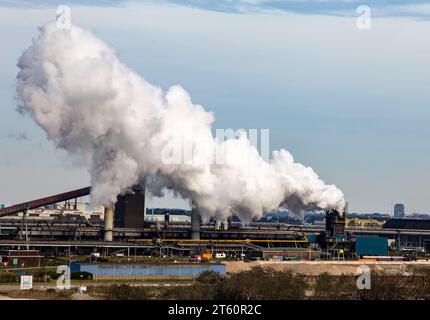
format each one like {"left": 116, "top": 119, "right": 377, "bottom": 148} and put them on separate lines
{"left": 16, "top": 22, "right": 345, "bottom": 220}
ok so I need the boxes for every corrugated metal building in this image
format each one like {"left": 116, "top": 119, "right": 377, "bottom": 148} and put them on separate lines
{"left": 383, "top": 218, "right": 430, "bottom": 230}
{"left": 115, "top": 190, "right": 146, "bottom": 228}
{"left": 70, "top": 262, "right": 226, "bottom": 279}
{"left": 355, "top": 236, "right": 388, "bottom": 256}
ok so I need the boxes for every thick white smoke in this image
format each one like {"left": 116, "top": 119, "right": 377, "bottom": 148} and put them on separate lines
{"left": 16, "top": 22, "right": 345, "bottom": 220}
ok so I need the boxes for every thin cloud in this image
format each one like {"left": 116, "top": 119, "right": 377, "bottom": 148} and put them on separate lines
{"left": 0, "top": 0, "right": 127, "bottom": 8}
{"left": 6, "top": 131, "right": 29, "bottom": 141}
{"left": 1, "top": 0, "right": 430, "bottom": 18}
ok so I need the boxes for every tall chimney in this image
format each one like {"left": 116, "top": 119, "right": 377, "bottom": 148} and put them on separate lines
{"left": 164, "top": 211, "right": 170, "bottom": 229}
{"left": 191, "top": 207, "right": 201, "bottom": 240}
{"left": 104, "top": 203, "right": 114, "bottom": 242}
{"left": 214, "top": 217, "right": 220, "bottom": 230}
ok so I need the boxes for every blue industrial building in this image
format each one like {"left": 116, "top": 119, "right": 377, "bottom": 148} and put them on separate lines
{"left": 70, "top": 262, "right": 226, "bottom": 278}
{"left": 355, "top": 236, "right": 388, "bottom": 256}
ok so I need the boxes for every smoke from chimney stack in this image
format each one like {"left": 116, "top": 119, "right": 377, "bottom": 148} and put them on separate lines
{"left": 16, "top": 22, "right": 345, "bottom": 222}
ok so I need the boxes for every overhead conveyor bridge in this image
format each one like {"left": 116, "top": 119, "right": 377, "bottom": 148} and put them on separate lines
{"left": 0, "top": 187, "right": 91, "bottom": 218}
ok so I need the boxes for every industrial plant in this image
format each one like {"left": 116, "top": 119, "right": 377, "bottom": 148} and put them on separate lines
{"left": 2, "top": 3, "right": 429, "bottom": 305}
{"left": 0, "top": 185, "right": 429, "bottom": 269}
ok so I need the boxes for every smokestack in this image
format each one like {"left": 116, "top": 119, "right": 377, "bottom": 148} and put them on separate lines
{"left": 191, "top": 207, "right": 201, "bottom": 240}
{"left": 104, "top": 204, "right": 114, "bottom": 242}
{"left": 164, "top": 211, "right": 170, "bottom": 229}
{"left": 213, "top": 217, "right": 220, "bottom": 230}
{"left": 221, "top": 219, "right": 229, "bottom": 231}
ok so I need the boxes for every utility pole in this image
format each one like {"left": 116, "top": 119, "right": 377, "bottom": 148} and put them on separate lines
{"left": 20, "top": 208, "right": 29, "bottom": 249}
{"left": 397, "top": 232, "right": 401, "bottom": 254}
{"left": 24, "top": 209, "right": 29, "bottom": 247}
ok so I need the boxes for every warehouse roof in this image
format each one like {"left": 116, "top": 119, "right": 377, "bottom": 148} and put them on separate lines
{"left": 383, "top": 218, "right": 430, "bottom": 230}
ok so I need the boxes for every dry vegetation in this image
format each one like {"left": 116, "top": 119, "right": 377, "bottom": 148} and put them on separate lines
{"left": 3, "top": 266, "right": 430, "bottom": 300}
{"left": 85, "top": 265, "right": 430, "bottom": 300}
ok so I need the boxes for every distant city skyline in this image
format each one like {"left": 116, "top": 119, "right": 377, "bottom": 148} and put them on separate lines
{"left": 1, "top": 1, "right": 430, "bottom": 214}
{"left": 394, "top": 203, "right": 406, "bottom": 219}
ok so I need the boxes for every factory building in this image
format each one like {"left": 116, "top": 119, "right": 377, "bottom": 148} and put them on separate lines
{"left": 355, "top": 236, "right": 388, "bottom": 256}
{"left": 0, "top": 202, "right": 104, "bottom": 222}
{"left": 325, "top": 210, "right": 345, "bottom": 237}
{"left": 383, "top": 218, "right": 430, "bottom": 253}
{"left": 145, "top": 210, "right": 191, "bottom": 223}
{"left": 384, "top": 218, "right": 430, "bottom": 230}
{"left": 5, "top": 185, "right": 430, "bottom": 260}
{"left": 114, "top": 186, "right": 146, "bottom": 228}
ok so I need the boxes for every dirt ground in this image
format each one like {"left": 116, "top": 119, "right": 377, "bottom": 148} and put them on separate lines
{"left": 223, "top": 260, "right": 430, "bottom": 275}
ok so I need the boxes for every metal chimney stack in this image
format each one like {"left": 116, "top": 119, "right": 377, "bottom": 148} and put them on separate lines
{"left": 191, "top": 206, "right": 201, "bottom": 240}
{"left": 104, "top": 203, "right": 114, "bottom": 242}
{"left": 221, "top": 219, "right": 229, "bottom": 231}
{"left": 164, "top": 211, "right": 170, "bottom": 229}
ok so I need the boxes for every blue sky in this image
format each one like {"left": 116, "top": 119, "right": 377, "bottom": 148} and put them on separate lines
{"left": 1, "top": 0, "right": 430, "bottom": 214}
{"left": 3, "top": 0, "right": 430, "bottom": 17}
